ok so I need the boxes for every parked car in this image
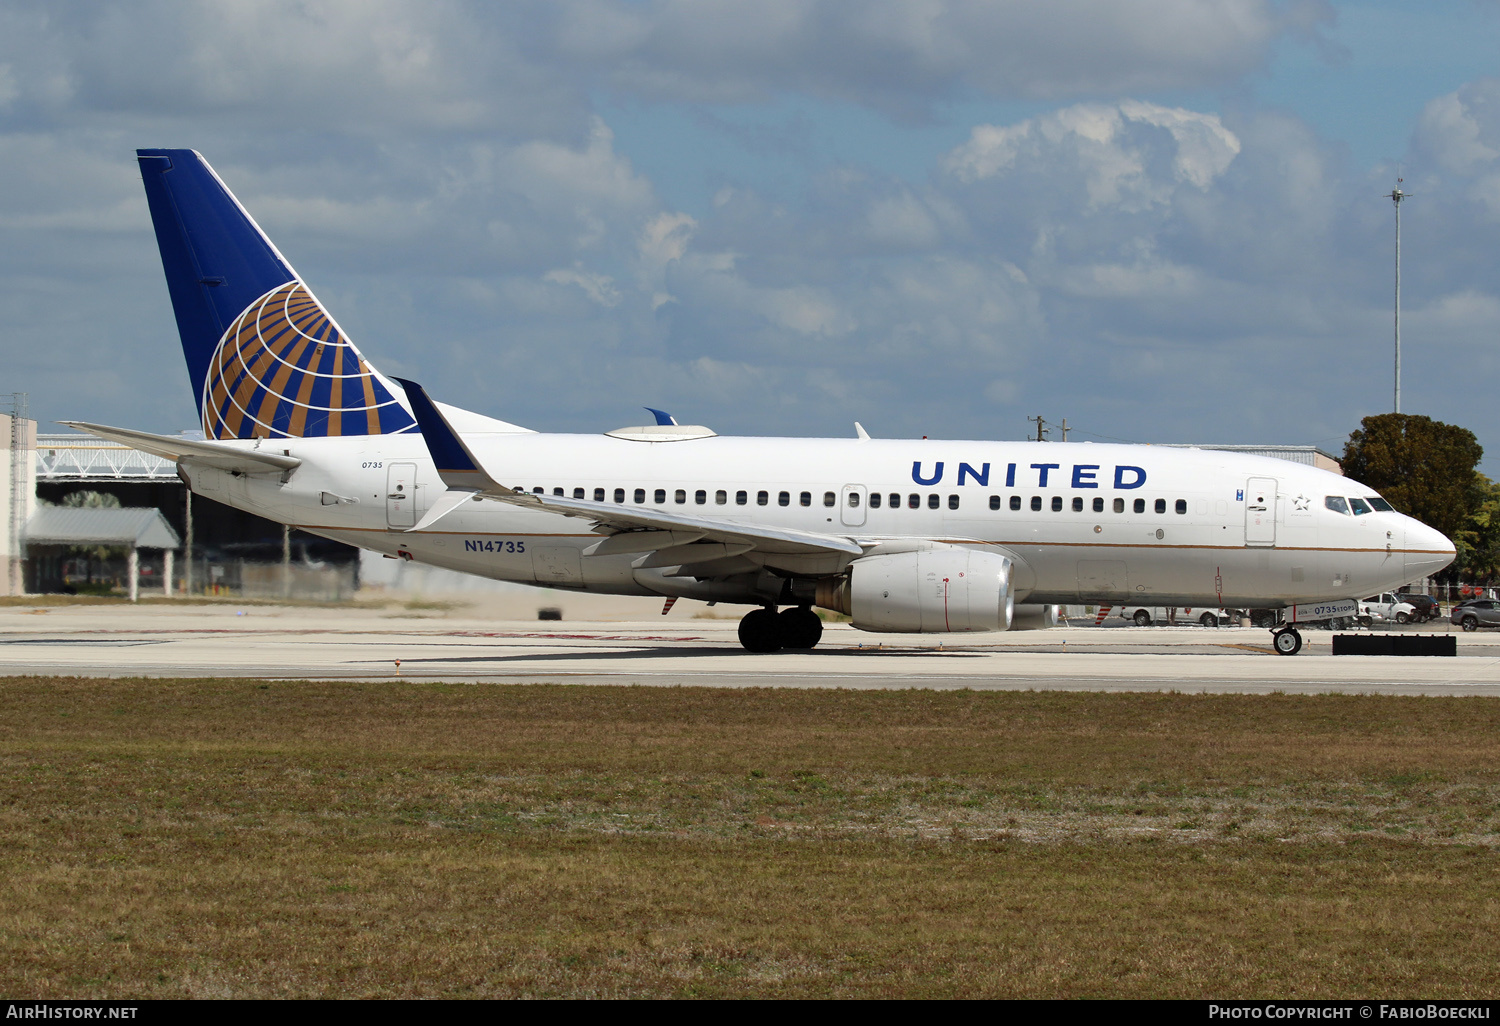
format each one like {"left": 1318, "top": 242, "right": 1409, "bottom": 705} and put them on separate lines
{"left": 1398, "top": 593, "right": 1441, "bottom": 622}
{"left": 1451, "top": 599, "right": 1500, "bottom": 632}
{"left": 1121, "top": 606, "right": 1234, "bottom": 628}
{"left": 1359, "top": 594, "right": 1418, "bottom": 625}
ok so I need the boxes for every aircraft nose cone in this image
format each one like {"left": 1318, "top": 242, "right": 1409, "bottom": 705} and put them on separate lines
{"left": 1405, "top": 520, "right": 1456, "bottom": 580}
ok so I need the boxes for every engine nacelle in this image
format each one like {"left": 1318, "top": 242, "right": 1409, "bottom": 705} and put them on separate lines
{"left": 1009, "top": 603, "right": 1060, "bottom": 631}
{"left": 817, "top": 547, "right": 1013, "bottom": 633}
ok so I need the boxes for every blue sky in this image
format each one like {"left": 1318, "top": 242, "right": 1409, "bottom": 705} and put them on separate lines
{"left": 1, "top": 0, "right": 1498, "bottom": 474}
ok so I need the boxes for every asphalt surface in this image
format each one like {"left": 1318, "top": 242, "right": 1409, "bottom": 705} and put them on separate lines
{"left": 2, "top": 603, "right": 1498, "bottom": 695}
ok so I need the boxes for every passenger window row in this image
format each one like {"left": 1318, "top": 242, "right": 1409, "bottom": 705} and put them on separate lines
{"left": 983, "top": 495, "right": 1191, "bottom": 514}
{"left": 528, "top": 487, "right": 845, "bottom": 508}
{"left": 521, "top": 486, "right": 1196, "bottom": 516}
{"left": 867, "top": 493, "right": 961, "bottom": 510}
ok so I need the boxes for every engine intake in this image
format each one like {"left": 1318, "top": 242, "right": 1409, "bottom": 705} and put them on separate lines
{"left": 816, "top": 547, "right": 1013, "bottom": 633}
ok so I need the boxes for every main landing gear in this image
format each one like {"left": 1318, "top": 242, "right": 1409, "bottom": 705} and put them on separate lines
{"left": 738, "top": 605, "right": 823, "bottom": 653}
{"left": 1272, "top": 626, "right": 1303, "bottom": 656}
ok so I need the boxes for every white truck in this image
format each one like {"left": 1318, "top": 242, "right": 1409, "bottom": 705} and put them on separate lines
{"left": 1358, "top": 593, "right": 1417, "bottom": 626}
{"left": 1120, "top": 606, "right": 1234, "bottom": 628}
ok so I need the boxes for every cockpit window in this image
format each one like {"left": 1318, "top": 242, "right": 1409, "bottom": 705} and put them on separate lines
{"left": 1325, "top": 496, "right": 1350, "bottom": 515}
{"left": 1349, "top": 497, "right": 1372, "bottom": 515}
{"left": 1367, "top": 496, "right": 1394, "bottom": 512}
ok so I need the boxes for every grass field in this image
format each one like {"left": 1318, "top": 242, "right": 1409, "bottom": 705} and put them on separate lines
{"left": 2, "top": 677, "right": 1497, "bottom": 998}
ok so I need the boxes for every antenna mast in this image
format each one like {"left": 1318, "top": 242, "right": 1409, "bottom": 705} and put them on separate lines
{"left": 1387, "top": 178, "right": 1408, "bottom": 413}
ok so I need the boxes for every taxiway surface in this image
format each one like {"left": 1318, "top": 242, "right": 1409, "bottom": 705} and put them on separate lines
{"left": 2, "top": 602, "right": 1498, "bottom": 695}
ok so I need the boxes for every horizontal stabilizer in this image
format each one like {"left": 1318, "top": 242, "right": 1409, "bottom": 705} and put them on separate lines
{"left": 61, "top": 421, "right": 301, "bottom": 475}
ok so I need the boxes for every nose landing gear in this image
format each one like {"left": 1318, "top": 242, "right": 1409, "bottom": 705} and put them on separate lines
{"left": 1272, "top": 627, "right": 1303, "bottom": 656}
{"left": 737, "top": 605, "right": 824, "bottom": 652}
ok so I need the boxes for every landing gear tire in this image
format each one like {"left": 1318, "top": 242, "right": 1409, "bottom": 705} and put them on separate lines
{"left": 738, "top": 607, "right": 783, "bottom": 653}
{"left": 778, "top": 606, "right": 823, "bottom": 650}
{"left": 1133, "top": 610, "right": 1152, "bottom": 627}
{"left": 1273, "top": 628, "right": 1303, "bottom": 656}
{"left": 1200, "top": 612, "right": 1219, "bottom": 628}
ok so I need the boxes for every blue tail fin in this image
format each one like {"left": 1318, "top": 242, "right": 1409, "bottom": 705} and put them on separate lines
{"left": 136, "top": 149, "right": 415, "bottom": 440}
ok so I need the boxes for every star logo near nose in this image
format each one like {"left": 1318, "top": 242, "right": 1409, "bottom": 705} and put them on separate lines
{"left": 1293, "top": 495, "right": 1311, "bottom": 512}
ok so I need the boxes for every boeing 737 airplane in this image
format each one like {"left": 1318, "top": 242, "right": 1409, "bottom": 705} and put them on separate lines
{"left": 68, "top": 150, "right": 1455, "bottom": 654}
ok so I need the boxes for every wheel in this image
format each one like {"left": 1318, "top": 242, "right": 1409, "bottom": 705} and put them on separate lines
{"left": 1329, "top": 617, "right": 1348, "bottom": 631}
{"left": 1133, "top": 610, "right": 1152, "bottom": 627}
{"left": 1395, "top": 611, "right": 1411, "bottom": 625}
{"left": 1273, "top": 628, "right": 1303, "bottom": 655}
{"left": 1199, "top": 612, "right": 1219, "bottom": 628}
{"left": 778, "top": 606, "right": 823, "bottom": 650}
{"left": 738, "top": 608, "right": 783, "bottom": 652}
{"left": 1462, "top": 616, "right": 1480, "bottom": 633}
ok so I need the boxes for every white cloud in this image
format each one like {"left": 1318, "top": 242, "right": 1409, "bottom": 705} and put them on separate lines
{"left": 638, "top": 212, "right": 697, "bottom": 269}
{"left": 1413, "top": 79, "right": 1500, "bottom": 218}
{"left": 864, "top": 192, "right": 943, "bottom": 249}
{"left": 945, "top": 100, "right": 1240, "bottom": 209}
{"left": 5, "top": 0, "right": 1500, "bottom": 461}
{"left": 555, "top": 0, "right": 1301, "bottom": 114}
{"left": 544, "top": 265, "right": 623, "bottom": 306}
{"left": 1415, "top": 84, "right": 1500, "bottom": 175}
{"left": 1412, "top": 290, "right": 1500, "bottom": 337}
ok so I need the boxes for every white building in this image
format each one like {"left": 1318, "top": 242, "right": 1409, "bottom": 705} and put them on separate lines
{"left": 0, "top": 410, "right": 37, "bottom": 597}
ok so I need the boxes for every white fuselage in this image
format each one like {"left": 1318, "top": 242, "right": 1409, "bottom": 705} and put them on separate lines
{"left": 183, "top": 431, "right": 1454, "bottom": 612}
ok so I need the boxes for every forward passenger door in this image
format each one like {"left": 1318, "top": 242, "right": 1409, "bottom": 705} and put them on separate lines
{"left": 1245, "top": 477, "right": 1277, "bottom": 547}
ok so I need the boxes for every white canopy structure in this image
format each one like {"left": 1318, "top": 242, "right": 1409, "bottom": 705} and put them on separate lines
{"left": 24, "top": 507, "right": 181, "bottom": 601}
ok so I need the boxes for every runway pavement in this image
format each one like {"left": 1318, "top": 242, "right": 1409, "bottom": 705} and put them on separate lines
{"left": 3, "top": 601, "right": 1499, "bottom": 695}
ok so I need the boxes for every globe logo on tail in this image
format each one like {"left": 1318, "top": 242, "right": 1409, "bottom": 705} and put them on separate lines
{"left": 202, "top": 281, "right": 415, "bottom": 439}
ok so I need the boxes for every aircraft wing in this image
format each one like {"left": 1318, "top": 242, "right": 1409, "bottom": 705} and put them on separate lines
{"left": 395, "top": 379, "right": 862, "bottom": 561}
{"left": 60, "top": 421, "right": 302, "bottom": 475}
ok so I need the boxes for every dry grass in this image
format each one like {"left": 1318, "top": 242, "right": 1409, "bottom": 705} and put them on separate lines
{"left": 2, "top": 678, "right": 1498, "bottom": 998}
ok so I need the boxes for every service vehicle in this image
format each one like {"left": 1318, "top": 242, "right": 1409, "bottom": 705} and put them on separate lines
{"left": 1359, "top": 593, "right": 1418, "bottom": 625}
{"left": 1120, "top": 606, "right": 1234, "bottom": 628}
{"left": 1398, "top": 593, "right": 1441, "bottom": 622}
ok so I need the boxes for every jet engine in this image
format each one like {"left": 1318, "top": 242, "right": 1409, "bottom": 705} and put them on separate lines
{"left": 1009, "top": 603, "right": 1060, "bottom": 631}
{"left": 815, "top": 546, "right": 1013, "bottom": 633}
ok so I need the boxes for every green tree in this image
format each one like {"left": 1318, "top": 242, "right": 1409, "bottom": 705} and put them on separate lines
{"left": 1455, "top": 474, "right": 1500, "bottom": 583}
{"left": 1341, "top": 414, "right": 1483, "bottom": 540}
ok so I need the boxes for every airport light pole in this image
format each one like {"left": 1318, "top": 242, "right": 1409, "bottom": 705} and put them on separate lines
{"left": 1387, "top": 179, "right": 1408, "bottom": 414}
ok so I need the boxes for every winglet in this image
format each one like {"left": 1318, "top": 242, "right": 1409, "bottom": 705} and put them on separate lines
{"left": 393, "top": 378, "right": 509, "bottom": 493}
{"left": 645, "top": 407, "right": 678, "bottom": 426}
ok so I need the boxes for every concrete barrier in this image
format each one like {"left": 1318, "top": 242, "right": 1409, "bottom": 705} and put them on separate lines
{"left": 1332, "top": 634, "right": 1456, "bottom": 656}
